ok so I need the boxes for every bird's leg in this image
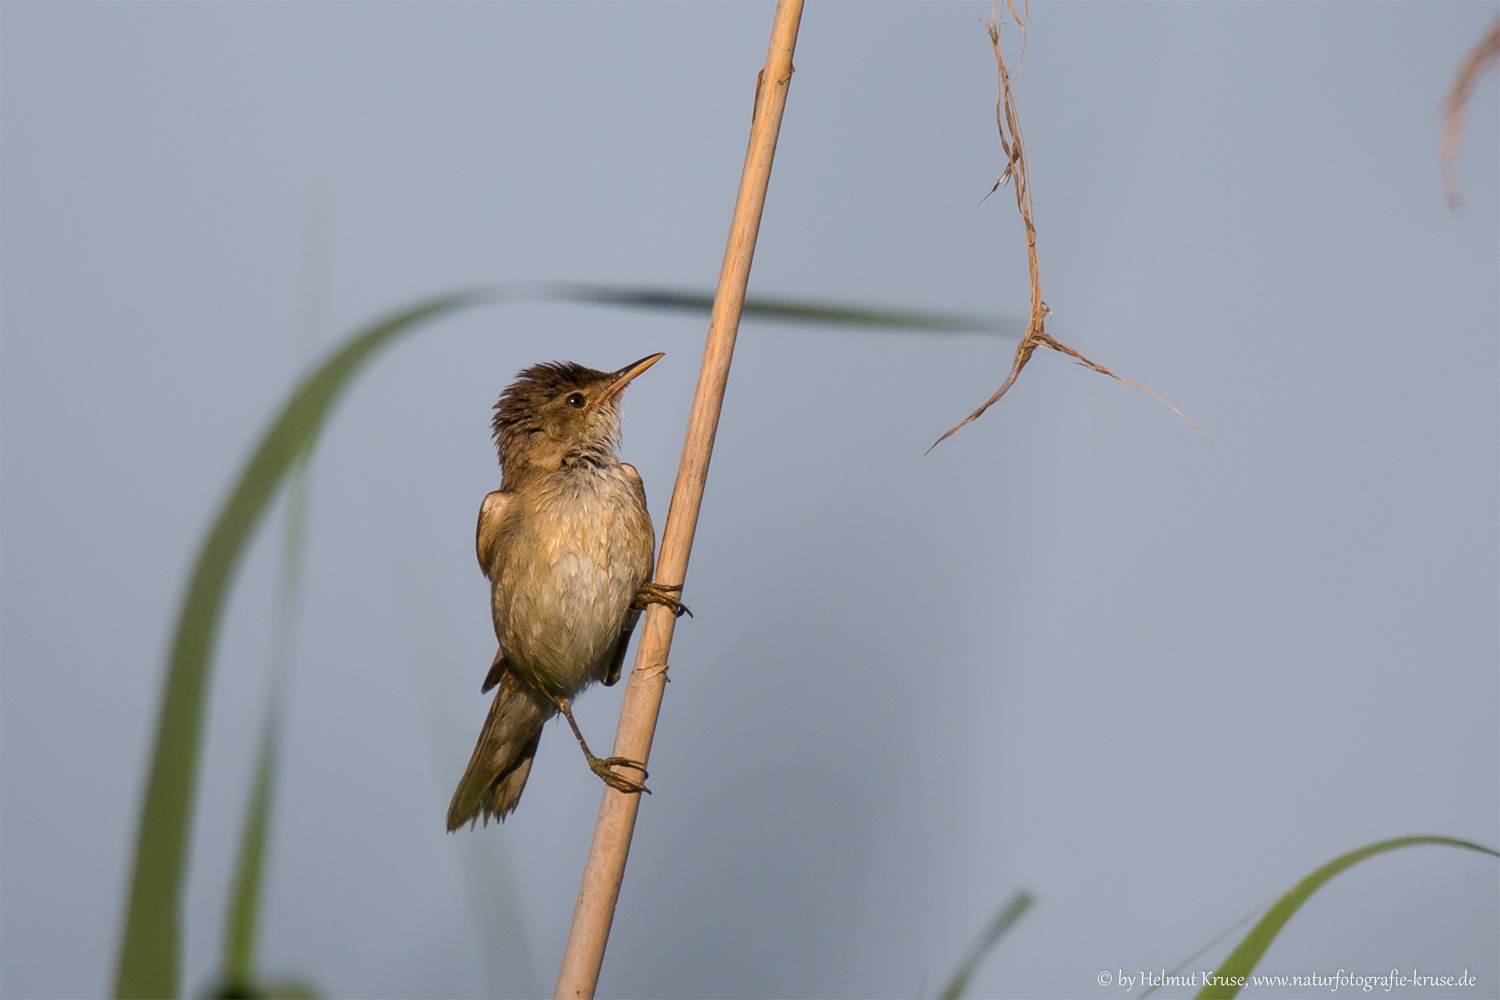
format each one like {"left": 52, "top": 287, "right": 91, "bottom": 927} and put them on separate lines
{"left": 633, "top": 581, "right": 692, "bottom": 618}
{"left": 550, "top": 696, "right": 650, "bottom": 795}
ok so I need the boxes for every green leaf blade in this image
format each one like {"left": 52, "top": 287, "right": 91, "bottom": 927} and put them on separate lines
{"left": 531, "top": 282, "right": 1023, "bottom": 336}
{"left": 939, "top": 889, "right": 1035, "bottom": 999}
{"left": 223, "top": 707, "right": 277, "bottom": 990}
{"left": 1195, "top": 835, "right": 1499, "bottom": 1000}
{"left": 114, "top": 290, "right": 487, "bottom": 999}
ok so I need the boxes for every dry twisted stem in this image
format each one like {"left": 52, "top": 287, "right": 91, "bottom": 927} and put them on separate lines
{"left": 1441, "top": 14, "right": 1499, "bottom": 211}
{"left": 932, "top": 6, "right": 1205, "bottom": 451}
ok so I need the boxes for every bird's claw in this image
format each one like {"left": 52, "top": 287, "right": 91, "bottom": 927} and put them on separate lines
{"left": 634, "top": 582, "right": 692, "bottom": 618}
{"left": 552, "top": 695, "right": 652, "bottom": 795}
{"left": 588, "top": 754, "right": 651, "bottom": 795}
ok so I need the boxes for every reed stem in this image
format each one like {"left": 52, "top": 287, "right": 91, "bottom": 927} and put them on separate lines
{"left": 552, "top": 2, "right": 804, "bottom": 995}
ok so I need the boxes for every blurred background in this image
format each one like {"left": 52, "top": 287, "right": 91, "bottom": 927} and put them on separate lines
{"left": 2, "top": 3, "right": 1496, "bottom": 998}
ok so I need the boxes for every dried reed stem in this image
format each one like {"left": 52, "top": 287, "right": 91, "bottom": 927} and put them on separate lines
{"left": 552, "top": 3, "right": 804, "bottom": 996}
{"left": 932, "top": 5, "right": 1203, "bottom": 451}
{"left": 1441, "top": 14, "right": 1499, "bottom": 210}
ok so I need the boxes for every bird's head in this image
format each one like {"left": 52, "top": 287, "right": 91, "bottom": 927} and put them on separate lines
{"left": 492, "top": 353, "right": 663, "bottom": 475}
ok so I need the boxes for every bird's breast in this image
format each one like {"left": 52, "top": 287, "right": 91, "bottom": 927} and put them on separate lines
{"left": 496, "top": 468, "right": 652, "bottom": 694}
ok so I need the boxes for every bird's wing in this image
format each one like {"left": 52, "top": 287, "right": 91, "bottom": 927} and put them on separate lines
{"left": 604, "top": 464, "right": 653, "bottom": 687}
{"left": 619, "top": 462, "right": 656, "bottom": 567}
{"left": 603, "top": 608, "right": 639, "bottom": 687}
{"left": 481, "top": 646, "right": 508, "bottom": 694}
{"left": 620, "top": 463, "right": 649, "bottom": 517}
{"left": 476, "top": 490, "right": 513, "bottom": 578}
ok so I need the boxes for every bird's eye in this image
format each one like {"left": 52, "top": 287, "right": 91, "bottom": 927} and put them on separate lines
{"left": 565, "top": 392, "right": 587, "bottom": 408}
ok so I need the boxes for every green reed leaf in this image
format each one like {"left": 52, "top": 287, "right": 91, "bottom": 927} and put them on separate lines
{"left": 1195, "top": 836, "right": 1499, "bottom": 1000}
{"left": 536, "top": 282, "right": 1024, "bottom": 335}
{"left": 115, "top": 291, "right": 483, "bottom": 999}
{"left": 115, "top": 283, "right": 1018, "bottom": 998}
{"left": 205, "top": 977, "right": 324, "bottom": 999}
{"left": 1138, "top": 895, "right": 1273, "bottom": 1000}
{"left": 222, "top": 703, "right": 277, "bottom": 990}
{"left": 939, "top": 889, "right": 1035, "bottom": 999}
{"left": 217, "top": 443, "right": 311, "bottom": 995}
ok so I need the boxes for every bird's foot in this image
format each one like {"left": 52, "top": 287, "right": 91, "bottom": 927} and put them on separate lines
{"left": 634, "top": 582, "right": 692, "bottom": 618}
{"left": 552, "top": 695, "right": 652, "bottom": 796}
{"left": 586, "top": 754, "right": 651, "bottom": 795}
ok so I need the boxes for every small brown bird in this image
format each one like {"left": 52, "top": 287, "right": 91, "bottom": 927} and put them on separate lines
{"left": 447, "top": 354, "right": 686, "bottom": 830}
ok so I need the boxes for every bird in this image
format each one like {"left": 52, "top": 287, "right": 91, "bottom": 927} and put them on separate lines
{"left": 447, "top": 353, "right": 688, "bottom": 831}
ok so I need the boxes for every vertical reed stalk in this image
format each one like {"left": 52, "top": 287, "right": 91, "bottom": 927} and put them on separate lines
{"left": 553, "top": 2, "right": 804, "bottom": 995}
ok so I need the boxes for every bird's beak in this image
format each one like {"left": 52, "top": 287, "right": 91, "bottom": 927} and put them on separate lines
{"left": 593, "top": 353, "right": 664, "bottom": 405}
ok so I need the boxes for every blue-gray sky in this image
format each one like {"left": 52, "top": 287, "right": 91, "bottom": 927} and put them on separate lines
{"left": 3, "top": 3, "right": 1496, "bottom": 998}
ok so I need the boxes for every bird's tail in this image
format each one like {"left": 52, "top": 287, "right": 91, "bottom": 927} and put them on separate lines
{"left": 447, "top": 664, "right": 555, "bottom": 830}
